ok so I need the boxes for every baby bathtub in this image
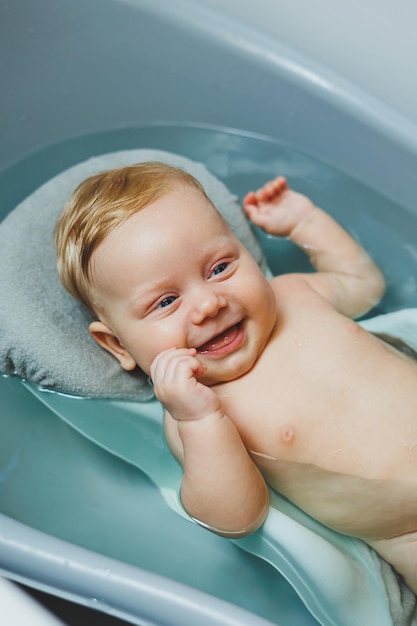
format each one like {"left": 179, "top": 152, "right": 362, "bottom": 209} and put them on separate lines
{"left": 2, "top": 1, "right": 417, "bottom": 625}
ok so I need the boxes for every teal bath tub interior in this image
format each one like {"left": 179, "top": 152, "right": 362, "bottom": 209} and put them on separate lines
{"left": 2, "top": 2, "right": 417, "bottom": 625}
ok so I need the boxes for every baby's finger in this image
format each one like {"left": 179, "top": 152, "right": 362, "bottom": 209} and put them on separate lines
{"left": 250, "top": 176, "right": 288, "bottom": 205}
{"left": 153, "top": 355, "right": 206, "bottom": 414}
{"left": 165, "top": 352, "right": 205, "bottom": 385}
{"left": 150, "top": 348, "right": 202, "bottom": 388}
{"left": 243, "top": 190, "right": 257, "bottom": 205}
{"left": 242, "top": 191, "right": 259, "bottom": 217}
{"left": 151, "top": 346, "right": 193, "bottom": 369}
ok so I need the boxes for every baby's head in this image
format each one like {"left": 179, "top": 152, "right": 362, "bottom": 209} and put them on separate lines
{"left": 56, "top": 162, "right": 276, "bottom": 383}
{"left": 55, "top": 162, "right": 209, "bottom": 316}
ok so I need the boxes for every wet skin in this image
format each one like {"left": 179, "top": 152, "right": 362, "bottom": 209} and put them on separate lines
{"left": 88, "top": 180, "right": 417, "bottom": 591}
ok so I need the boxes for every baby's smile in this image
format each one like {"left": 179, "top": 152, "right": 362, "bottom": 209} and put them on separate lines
{"left": 196, "top": 320, "right": 245, "bottom": 356}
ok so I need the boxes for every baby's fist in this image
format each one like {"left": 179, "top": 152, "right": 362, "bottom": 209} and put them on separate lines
{"left": 150, "top": 348, "right": 221, "bottom": 421}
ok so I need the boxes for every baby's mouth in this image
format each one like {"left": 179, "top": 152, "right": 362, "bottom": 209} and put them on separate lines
{"left": 197, "top": 321, "right": 244, "bottom": 355}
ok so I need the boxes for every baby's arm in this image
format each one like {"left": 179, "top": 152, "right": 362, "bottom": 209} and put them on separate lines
{"left": 243, "top": 177, "right": 385, "bottom": 318}
{"left": 151, "top": 348, "right": 269, "bottom": 537}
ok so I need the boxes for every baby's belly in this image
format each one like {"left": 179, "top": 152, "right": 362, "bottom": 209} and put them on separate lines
{"left": 256, "top": 457, "right": 417, "bottom": 541}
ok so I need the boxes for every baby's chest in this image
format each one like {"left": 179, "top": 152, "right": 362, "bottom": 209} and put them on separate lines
{"left": 217, "top": 374, "right": 312, "bottom": 463}
{"left": 217, "top": 359, "right": 382, "bottom": 474}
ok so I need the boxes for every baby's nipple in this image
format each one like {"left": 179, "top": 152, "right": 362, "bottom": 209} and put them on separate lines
{"left": 250, "top": 425, "right": 295, "bottom": 462}
{"left": 279, "top": 424, "right": 295, "bottom": 445}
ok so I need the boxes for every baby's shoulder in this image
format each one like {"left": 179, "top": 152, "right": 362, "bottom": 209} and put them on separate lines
{"left": 269, "top": 274, "right": 342, "bottom": 329}
{"left": 270, "top": 273, "right": 327, "bottom": 304}
{"left": 270, "top": 272, "right": 315, "bottom": 290}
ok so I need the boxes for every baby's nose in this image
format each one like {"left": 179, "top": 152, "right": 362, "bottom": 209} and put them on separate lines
{"left": 191, "top": 289, "right": 227, "bottom": 324}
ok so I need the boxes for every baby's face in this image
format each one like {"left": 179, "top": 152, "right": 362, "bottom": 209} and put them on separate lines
{"left": 90, "top": 184, "right": 277, "bottom": 385}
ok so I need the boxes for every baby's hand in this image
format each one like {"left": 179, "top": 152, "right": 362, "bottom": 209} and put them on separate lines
{"left": 150, "top": 348, "right": 222, "bottom": 421}
{"left": 243, "top": 176, "right": 314, "bottom": 237}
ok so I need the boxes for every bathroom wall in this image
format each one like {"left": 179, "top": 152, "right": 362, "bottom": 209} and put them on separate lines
{"left": 196, "top": 0, "right": 417, "bottom": 128}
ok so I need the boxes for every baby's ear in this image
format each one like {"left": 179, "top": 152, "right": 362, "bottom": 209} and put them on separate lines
{"left": 89, "top": 321, "right": 137, "bottom": 371}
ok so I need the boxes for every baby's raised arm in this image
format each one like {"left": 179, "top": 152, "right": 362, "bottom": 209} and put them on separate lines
{"left": 151, "top": 348, "right": 269, "bottom": 536}
{"left": 243, "top": 177, "right": 385, "bottom": 318}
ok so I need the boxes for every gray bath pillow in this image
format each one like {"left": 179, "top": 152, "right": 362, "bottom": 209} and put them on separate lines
{"left": 0, "top": 149, "right": 268, "bottom": 401}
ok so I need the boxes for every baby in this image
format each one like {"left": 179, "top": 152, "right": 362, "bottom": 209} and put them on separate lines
{"left": 55, "top": 162, "right": 417, "bottom": 593}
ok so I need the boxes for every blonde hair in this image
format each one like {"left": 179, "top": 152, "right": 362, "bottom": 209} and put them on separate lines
{"left": 55, "top": 161, "right": 209, "bottom": 314}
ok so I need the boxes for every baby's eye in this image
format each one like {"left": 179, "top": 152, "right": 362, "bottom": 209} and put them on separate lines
{"left": 158, "top": 295, "right": 177, "bottom": 309}
{"left": 211, "top": 262, "right": 228, "bottom": 276}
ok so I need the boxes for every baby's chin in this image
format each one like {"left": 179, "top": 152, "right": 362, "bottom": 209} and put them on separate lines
{"left": 197, "top": 358, "right": 256, "bottom": 387}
